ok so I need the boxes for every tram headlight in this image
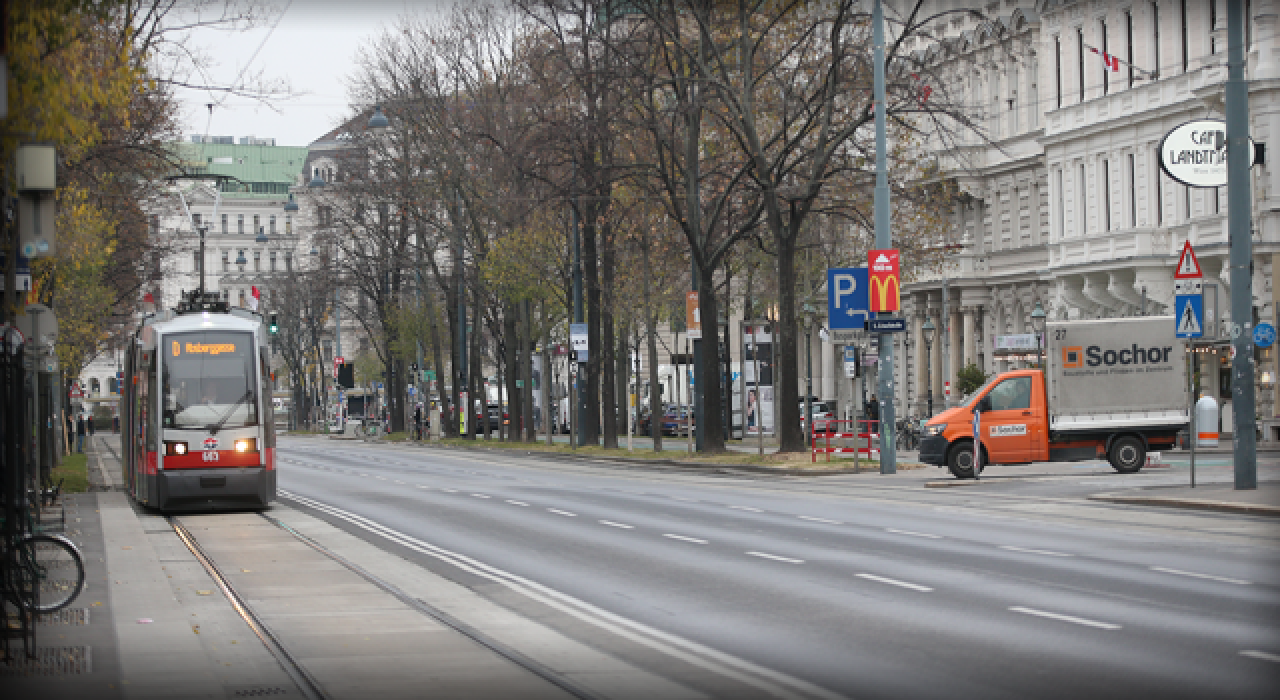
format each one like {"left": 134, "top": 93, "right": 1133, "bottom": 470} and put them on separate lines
{"left": 234, "top": 438, "right": 257, "bottom": 453}
{"left": 165, "top": 441, "right": 188, "bottom": 456}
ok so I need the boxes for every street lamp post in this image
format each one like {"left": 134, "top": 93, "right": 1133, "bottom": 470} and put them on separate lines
{"left": 1030, "top": 301, "right": 1047, "bottom": 370}
{"left": 922, "top": 317, "right": 936, "bottom": 418}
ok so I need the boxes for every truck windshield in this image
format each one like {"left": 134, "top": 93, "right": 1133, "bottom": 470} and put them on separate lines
{"left": 960, "top": 377, "right": 1000, "bottom": 408}
{"left": 162, "top": 331, "right": 258, "bottom": 430}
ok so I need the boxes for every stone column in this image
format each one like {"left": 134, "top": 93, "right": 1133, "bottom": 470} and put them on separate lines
{"left": 912, "top": 308, "right": 925, "bottom": 417}
{"left": 930, "top": 309, "right": 944, "bottom": 412}
{"left": 962, "top": 308, "right": 977, "bottom": 372}
{"left": 948, "top": 309, "right": 962, "bottom": 404}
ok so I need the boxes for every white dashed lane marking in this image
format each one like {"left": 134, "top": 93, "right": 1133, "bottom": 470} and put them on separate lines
{"left": 797, "top": 516, "right": 842, "bottom": 525}
{"left": 886, "top": 528, "right": 943, "bottom": 539}
{"left": 664, "top": 534, "right": 708, "bottom": 545}
{"left": 471, "top": 494, "right": 491, "bottom": 499}
{"left": 1240, "top": 650, "right": 1280, "bottom": 663}
{"left": 1151, "top": 567, "right": 1250, "bottom": 585}
{"left": 728, "top": 505, "right": 763, "bottom": 513}
{"left": 747, "top": 552, "right": 804, "bottom": 564}
{"left": 856, "top": 573, "right": 933, "bottom": 592}
{"left": 505, "top": 500, "right": 529, "bottom": 506}
{"left": 548, "top": 508, "right": 577, "bottom": 517}
{"left": 1000, "top": 545, "right": 1073, "bottom": 557}
{"left": 1008, "top": 606, "right": 1120, "bottom": 630}
{"left": 599, "top": 520, "right": 634, "bottom": 529}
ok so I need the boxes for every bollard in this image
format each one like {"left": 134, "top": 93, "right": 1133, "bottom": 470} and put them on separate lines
{"left": 1195, "top": 396, "right": 1219, "bottom": 447}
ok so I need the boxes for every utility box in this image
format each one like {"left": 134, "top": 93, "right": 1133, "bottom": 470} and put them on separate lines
{"left": 16, "top": 144, "right": 56, "bottom": 192}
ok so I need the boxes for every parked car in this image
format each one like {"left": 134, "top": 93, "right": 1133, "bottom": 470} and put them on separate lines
{"left": 661, "top": 406, "right": 691, "bottom": 436}
{"left": 471, "top": 404, "right": 508, "bottom": 434}
{"left": 800, "top": 400, "right": 837, "bottom": 435}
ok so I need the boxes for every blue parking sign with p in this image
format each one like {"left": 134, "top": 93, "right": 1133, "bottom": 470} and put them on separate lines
{"left": 827, "top": 267, "right": 870, "bottom": 330}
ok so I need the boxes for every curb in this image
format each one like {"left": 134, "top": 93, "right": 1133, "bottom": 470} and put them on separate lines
{"left": 407, "top": 441, "right": 925, "bottom": 477}
{"left": 1087, "top": 493, "right": 1280, "bottom": 517}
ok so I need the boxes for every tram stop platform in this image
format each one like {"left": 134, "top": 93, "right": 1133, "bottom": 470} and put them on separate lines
{"left": 3, "top": 435, "right": 695, "bottom": 700}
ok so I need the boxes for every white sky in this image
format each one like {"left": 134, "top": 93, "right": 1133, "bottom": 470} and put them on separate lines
{"left": 174, "top": 0, "right": 450, "bottom": 148}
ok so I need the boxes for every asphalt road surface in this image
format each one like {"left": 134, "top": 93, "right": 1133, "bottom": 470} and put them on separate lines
{"left": 274, "top": 438, "right": 1280, "bottom": 700}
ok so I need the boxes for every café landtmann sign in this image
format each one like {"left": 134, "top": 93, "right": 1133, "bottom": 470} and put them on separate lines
{"left": 1158, "top": 118, "right": 1256, "bottom": 188}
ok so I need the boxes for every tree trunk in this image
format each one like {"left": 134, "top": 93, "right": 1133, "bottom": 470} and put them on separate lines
{"left": 503, "top": 306, "right": 520, "bottom": 442}
{"left": 524, "top": 300, "right": 535, "bottom": 442}
{"left": 642, "top": 231, "right": 662, "bottom": 452}
{"left": 543, "top": 319, "right": 553, "bottom": 446}
{"left": 583, "top": 208, "right": 601, "bottom": 445}
{"left": 695, "top": 263, "right": 725, "bottom": 453}
{"left": 427, "top": 289, "right": 450, "bottom": 437}
{"left": 774, "top": 234, "right": 802, "bottom": 451}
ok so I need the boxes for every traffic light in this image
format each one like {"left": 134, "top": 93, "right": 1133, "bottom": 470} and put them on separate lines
{"left": 269, "top": 313, "right": 278, "bottom": 334}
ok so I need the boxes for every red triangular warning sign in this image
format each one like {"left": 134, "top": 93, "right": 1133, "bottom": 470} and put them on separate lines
{"left": 1174, "top": 240, "right": 1203, "bottom": 279}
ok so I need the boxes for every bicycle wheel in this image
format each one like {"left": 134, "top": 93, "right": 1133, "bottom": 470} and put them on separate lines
{"left": 19, "top": 534, "right": 85, "bottom": 613}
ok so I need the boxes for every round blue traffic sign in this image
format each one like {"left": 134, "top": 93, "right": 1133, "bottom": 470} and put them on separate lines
{"left": 1255, "top": 322, "right": 1277, "bottom": 349}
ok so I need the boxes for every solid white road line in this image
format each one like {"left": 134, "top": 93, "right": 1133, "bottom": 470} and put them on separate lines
{"left": 548, "top": 508, "right": 577, "bottom": 517}
{"left": 599, "top": 520, "right": 634, "bottom": 529}
{"left": 471, "top": 494, "right": 491, "bottom": 499}
{"left": 729, "top": 505, "right": 763, "bottom": 513}
{"left": 1000, "top": 545, "right": 1073, "bottom": 557}
{"left": 1240, "top": 650, "right": 1280, "bottom": 663}
{"left": 277, "top": 490, "right": 846, "bottom": 700}
{"left": 663, "top": 534, "right": 708, "bottom": 544}
{"left": 886, "top": 528, "right": 943, "bottom": 539}
{"left": 1008, "top": 606, "right": 1120, "bottom": 630}
{"left": 1151, "top": 567, "right": 1251, "bottom": 585}
{"left": 797, "top": 516, "right": 842, "bottom": 525}
{"left": 505, "top": 500, "right": 529, "bottom": 506}
{"left": 747, "top": 552, "right": 804, "bottom": 564}
{"left": 855, "top": 573, "right": 933, "bottom": 592}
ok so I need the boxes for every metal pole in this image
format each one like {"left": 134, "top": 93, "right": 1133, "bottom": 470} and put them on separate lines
{"left": 926, "top": 337, "right": 933, "bottom": 417}
{"left": 805, "top": 320, "right": 813, "bottom": 450}
{"left": 1189, "top": 339, "right": 1196, "bottom": 488}
{"left": 873, "top": 0, "right": 897, "bottom": 474}
{"left": 1226, "top": 0, "right": 1257, "bottom": 490}
{"left": 457, "top": 191, "right": 468, "bottom": 438}
{"left": 754, "top": 327, "right": 763, "bottom": 456}
{"left": 572, "top": 200, "right": 585, "bottom": 447}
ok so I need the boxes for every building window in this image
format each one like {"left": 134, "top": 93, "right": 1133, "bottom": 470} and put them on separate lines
{"left": 253, "top": 214, "right": 261, "bottom": 234}
{"left": 285, "top": 215, "right": 292, "bottom": 234}
{"left": 1126, "top": 10, "right": 1135, "bottom": 88}
{"left": 239, "top": 289, "right": 246, "bottom": 307}
{"left": 1128, "top": 153, "right": 1137, "bottom": 227}
{"left": 1077, "top": 28, "right": 1085, "bottom": 103}
{"left": 1103, "top": 159, "right": 1113, "bottom": 230}
{"left": 253, "top": 251, "right": 261, "bottom": 272}
{"left": 1152, "top": 2, "right": 1161, "bottom": 81}
{"left": 1185, "top": 185, "right": 1192, "bottom": 220}
{"left": 1054, "top": 168, "right": 1065, "bottom": 239}
{"left": 193, "top": 250, "right": 201, "bottom": 272}
{"left": 1055, "top": 36, "right": 1062, "bottom": 108}
{"left": 285, "top": 252, "right": 293, "bottom": 271}
{"left": 1214, "top": 187, "right": 1221, "bottom": 214}
{"left": 270, "top": 215, "right": 277, "bottom": 234}
{"left": 1156, "top": 167, "right": 1164, "bottom": 225}
{"left": 238, "top": 214, "right": 245, "bottom": 234}
{"left": 1100, "top": 20, "right": 1110, "bottom": 95}
{"left": 1077, "top": 163, "right": 1087, "bottom": 235}
{"left": 193, "top": 213, "right": 202, "bottom": 229}
{"left": 1181, "top": 0, "right": 1189, "bottom": 73}
{"left": 222, "top": 251, "right": 229, "bottom": 272}
{"left": 221, "top": 214, "right": 228, "bottom": 234}
{"left": 270, "top": 251, "right": 277, "bottom": 272}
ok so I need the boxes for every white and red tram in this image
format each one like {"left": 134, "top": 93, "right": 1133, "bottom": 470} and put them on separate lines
{"left": 121, "top": 290, "right": 277, "bottom": 510}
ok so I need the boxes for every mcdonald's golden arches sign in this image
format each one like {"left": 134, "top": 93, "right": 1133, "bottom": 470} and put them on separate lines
{"left": 868, "top": 249, "right": 901, "bottom": 312}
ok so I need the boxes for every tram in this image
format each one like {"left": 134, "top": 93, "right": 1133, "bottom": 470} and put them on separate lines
{"left": 121, "top": 289, "right": 276, "bottom": 511}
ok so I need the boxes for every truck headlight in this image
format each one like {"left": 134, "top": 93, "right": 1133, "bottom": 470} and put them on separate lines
{"left": 924, "top": 424, "right": 946, "bottom": 437}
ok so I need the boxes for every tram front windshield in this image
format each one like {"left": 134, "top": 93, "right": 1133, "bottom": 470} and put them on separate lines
{"left": 163, "top": 331, "right": 258, "bottom": 430}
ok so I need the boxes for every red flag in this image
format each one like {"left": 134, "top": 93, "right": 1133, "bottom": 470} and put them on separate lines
{"left": 249, "top": 285, "right": 260, "bottom": 311}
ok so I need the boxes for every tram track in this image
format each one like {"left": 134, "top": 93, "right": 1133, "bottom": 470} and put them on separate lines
{"left": 168, "top": 511, "right": 607, "bottom": 700}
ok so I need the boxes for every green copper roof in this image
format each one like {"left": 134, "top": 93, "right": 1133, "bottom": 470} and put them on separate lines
{"left": 171, "top": 142, "right": 309, "bottom": 199}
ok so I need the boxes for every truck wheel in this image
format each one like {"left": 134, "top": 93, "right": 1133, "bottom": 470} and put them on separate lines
{"left": 947, "top": 441, "right": 985, "bottom": 479}
{"left": 1109, "top": 436, "right": 1146, "bottom": 473}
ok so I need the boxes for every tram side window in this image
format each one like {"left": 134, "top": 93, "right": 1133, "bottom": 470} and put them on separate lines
{"left": 162, "top": 331, "right": 258, "bottom": 429}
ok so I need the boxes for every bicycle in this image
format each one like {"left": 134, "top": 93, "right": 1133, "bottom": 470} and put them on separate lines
{"left": 895, "top": 419, "right": 921, "bottom": 451}
{"left": 2, "top": 533, "right": 85, "bottom": 613}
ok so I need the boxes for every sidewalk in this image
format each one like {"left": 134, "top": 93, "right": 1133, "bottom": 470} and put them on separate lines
{"left": 1089, "top": 481, "right": 1280, "bottom": 516}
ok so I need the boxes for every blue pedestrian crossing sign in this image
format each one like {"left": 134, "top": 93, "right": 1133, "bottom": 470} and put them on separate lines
{"left": 827, "top": 267, "right": 870, "bottom": 330}
{"left": 1175, "top": 294, "right": 1203, "bottom": 338}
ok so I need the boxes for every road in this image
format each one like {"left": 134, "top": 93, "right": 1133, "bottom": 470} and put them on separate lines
{"left": 272, "top": 437, "right": 1280, "bottom": 700}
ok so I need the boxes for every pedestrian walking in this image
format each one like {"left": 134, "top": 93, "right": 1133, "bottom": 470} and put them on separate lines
{"left": 75, "top": 414, "right": 86, "bottom": 453}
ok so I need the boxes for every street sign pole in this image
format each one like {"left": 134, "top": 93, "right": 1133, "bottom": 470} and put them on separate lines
{"left": 1227, "top": 0, "right": 1257, "bottom": 490}
{"left": 1175, "top": 246, "right": 1204, "bottom": 488}
{"left": 872, "top": 0, "right": 895, "bottom": 475}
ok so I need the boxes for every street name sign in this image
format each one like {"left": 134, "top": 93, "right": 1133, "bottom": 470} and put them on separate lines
{"left": 867, "top": 318, "right": 906, "bottom": 333}
{"left": 570, "top": 323, "right": 588, "bottom": 362}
